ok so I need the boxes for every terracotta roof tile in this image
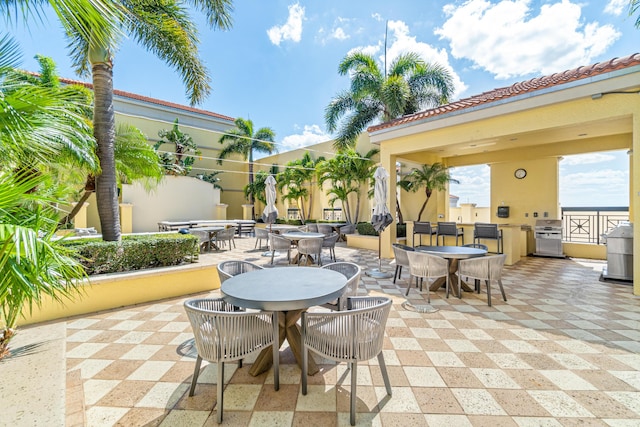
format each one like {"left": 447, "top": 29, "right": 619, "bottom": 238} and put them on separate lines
{"left": 368, "top": 53, "right": 640, "bottom": 133}
{"left": 58, "top": 76, "right": 235, "bottom": 122}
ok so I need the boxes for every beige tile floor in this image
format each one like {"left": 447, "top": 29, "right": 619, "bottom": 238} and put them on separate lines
{"left": 23, "top": 235, "right": 640, "bottom": 425}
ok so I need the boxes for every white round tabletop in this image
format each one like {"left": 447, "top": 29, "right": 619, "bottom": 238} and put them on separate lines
{"left": 221, "top": 267, "right": 347, "bottom": 311}
{"left": 416, "top": 245, "right": 486, "bottom": 259}
{"left": 281, "top": 232, "right": 325, "bottom": 240}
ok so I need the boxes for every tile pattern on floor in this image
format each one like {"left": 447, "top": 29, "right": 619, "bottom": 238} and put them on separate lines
{"left": 63, "top": 236, "right": 640, "bottom": 426}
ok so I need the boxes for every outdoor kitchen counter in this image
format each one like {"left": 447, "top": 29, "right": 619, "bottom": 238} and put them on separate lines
{"left": 405, "top": 222, "right": 528, "bottom": 266}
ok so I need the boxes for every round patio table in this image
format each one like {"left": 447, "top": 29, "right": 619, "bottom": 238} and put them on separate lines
{"left": 221, "top": 267, "right": 347, "bottom": 376}
{"left": 415, "top": 245, "right": 486, "bottom": 296}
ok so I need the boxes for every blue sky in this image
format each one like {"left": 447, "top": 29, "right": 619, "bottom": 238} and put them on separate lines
{"left": 7, "top": 0, "right": 636, "bottom": 207}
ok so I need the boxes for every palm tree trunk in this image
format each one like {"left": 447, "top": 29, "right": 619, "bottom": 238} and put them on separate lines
{"left": 396, "top": 196, "right": 404, "bottom": 224}
{"left": 416, "top": 189, "right": 432, "bottom": 222}
{"left": 58, "top": 189, "right": 93, "bottom": 227}
{"left": 92, "top": 61, "right": 121, "bottom": 241}
{"left": 248, "top": 150, "right": 255, "bottom": 220}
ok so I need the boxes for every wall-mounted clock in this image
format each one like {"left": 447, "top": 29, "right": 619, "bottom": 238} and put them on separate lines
{"left": 514, "top": 168, "right": 527, "bottom": 179}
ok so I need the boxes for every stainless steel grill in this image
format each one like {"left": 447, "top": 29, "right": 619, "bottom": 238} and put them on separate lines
{"left": 533, "top": 219, "right": 565, "bottom": 258}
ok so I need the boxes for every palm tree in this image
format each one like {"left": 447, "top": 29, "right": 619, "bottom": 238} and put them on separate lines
{"left": 154, "top": 119, "right": 201, "bottom": 176}
{"left": 404, "top": 163, "right": 459, "bottom": 222}
{"left": 277, "top": 153, "right": 324, "bottom": 223}
{"left": 326, "top": 51, "right": 455, "bottom": 150}
{"left": 631, "top": 1, "right": 640, "bottom": 27}
{"left": 317, "top": 148, "right": 378, "bottom": 224}
{"left": 218, "top": 118, "right": 277, "bottom": 219}
{"left": 60, "top": 123, "right": 164, "bottom": 226}
{"left": 0, "top": 36, "right": 88, "bottom": 357}
{"left": 10, "top": 0, "right": 234, "bottom": 241}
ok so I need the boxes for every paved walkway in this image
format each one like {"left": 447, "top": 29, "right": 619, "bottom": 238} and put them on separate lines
{"left": 2, "top": 234, "right": 640, "bottom": 426}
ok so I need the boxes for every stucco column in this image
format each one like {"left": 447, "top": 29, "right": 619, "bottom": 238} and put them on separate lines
{"left": 119, "top": 203, "right": 133, "bottom": 234}
{"left": 632, "top": 111, "right": 640, "bottom": 296}
{"left": 71, "top": 202, "right": 89, "bottom": 229}
{"left": 216, "top": 204, "right": 229, "bottom": 220}
{"left": 241, "top": 204, "right": 253, "bottom": 220}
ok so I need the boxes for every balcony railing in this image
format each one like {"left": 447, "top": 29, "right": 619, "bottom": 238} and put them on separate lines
{"left": 561, "top": 207, "right": 629, "bottom": 244}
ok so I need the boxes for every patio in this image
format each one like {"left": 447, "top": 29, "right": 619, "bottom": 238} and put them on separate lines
{"left": 4, "top": 234, "right": 640, "bottom": 426}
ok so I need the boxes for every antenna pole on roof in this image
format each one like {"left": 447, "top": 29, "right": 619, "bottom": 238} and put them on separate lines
{"left": 384, "top": 20, "right": 388, "bottom": 79}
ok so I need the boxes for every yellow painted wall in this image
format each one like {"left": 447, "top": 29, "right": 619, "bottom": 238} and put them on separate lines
{"left": 20, "top": 263, "right": 219, "bottom": 326}
{"left": 491, "top": 158, "right": 560, "bottom": 227}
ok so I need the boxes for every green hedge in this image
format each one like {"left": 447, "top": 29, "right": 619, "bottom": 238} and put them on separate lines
{"left": 356, "top": 222, "right": 406, "bottom": 237}
{"left": 61, "top": 234, "right": 199, "bottom": 275}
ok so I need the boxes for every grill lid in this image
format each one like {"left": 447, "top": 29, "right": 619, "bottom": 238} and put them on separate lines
{"left": 606, "top": 222, "right": 633, "bottom": 238}
{"left": 534, "top": 219, "right": 562, "bottom": 230}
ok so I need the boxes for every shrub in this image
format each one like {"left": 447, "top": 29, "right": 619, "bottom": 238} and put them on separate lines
{"left": 62, "top": 234, "right": 198, "bottom": 275}
{"left": 356, "top": 222, "right": 406, "bottom": 237}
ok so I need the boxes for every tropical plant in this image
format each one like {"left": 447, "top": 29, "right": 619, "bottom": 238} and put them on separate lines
{"left": 316, "top": 148, "right": 378, "bottom": 224}
{"left": 200, "top": 171, "right": 223, "bottom": 190}
{"left": 5, "top": 54, "right": 162, "bottom": 228}
{"left": 631, "top": 0, "right": 640, "bottom": 28}
{"left": 4, "top": 0, "right": 234, "bottom": 241}
{"left": 60, "top": 123, "right": 165, "bottom": 226}
{"left": 277, "top": 153, "right": 324, "bottom": 223}
{"left": 403, "top": 163, "right": 459, "bottom": 222}
{"left": 154, "top": 119, "right": 200, "bottom": 176}
{"left": 244, "top": 168, "right": 278, "bottom": 208}
{"left": 325, "top": 51, "right": 455, "bottom": 150}
{"left": 218, "top": 118, "right": 277, "bottom": 218}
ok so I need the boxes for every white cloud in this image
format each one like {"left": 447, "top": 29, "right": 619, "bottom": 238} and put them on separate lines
{"left": 372, "top": 13, "right": 383, "bottom": 22}
{"left": 280, "top": 125, "right": 330, "bottom": 151}
{"left": 436, "top": 0, "right": 621, "bottom": 79}
{"left": 560, "top": 153, "right": 616, "bottom": 166}
{"left": 348, "top": 20, "right": 468, "bottom": 98}
{"left": 560, "top": 169, "right": 628, "bottom": 206}
{"left": 449, "top": 165, "right": 491, "bottom": 206}
{"left": 331, "top": 27, "right": 349, "bottom": 41}
{"left": 604, "top": 0, "right": 627, "bottom": 16}
{"left": 267, "top": 3, "right": 305, "bottom": 46}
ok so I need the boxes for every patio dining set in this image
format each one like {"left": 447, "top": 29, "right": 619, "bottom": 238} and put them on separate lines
{"left": 182, "top": 221, "right": 511, "bottom": 424}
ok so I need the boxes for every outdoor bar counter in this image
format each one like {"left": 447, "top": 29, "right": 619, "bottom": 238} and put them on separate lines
{"left": 406, "top": 222, "right": 532, "bottom": 265}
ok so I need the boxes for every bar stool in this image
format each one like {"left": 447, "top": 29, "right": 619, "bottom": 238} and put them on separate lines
{"left": 436, "top": 222, "right": 464, "bottom": 246}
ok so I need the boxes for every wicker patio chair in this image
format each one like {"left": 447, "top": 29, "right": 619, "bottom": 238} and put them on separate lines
{"left": 316, "top": 223, "right": 334, "bottom": 236}
{"left": 184, "top": 298, "right": 279, "bottom": 424}
{"left": 391, "top": 243, "right": 414, "bottom": 284}
{"left": 296, "top": 237, "right": 324, "bottom": 266}
{"left": 306, "top": 223, "right": 318, "bottom": 232}
{"left": 269, "top": 234, "right": 292, "bottom": 265}
{"left": 406, "top": 250, "right": 449, "bottom": 302}
{"left": 321, "top": 232, "right": 340, "bottom": 263}
{"left": 217, "top": 260, "right": 263, "bottom": 284}
{"left": 320, "top": 262, "right": 361, "bottom": 311}
{"left": 301, "top": 296, "right": 392, "bottom": 426}
{"left": 254, "top": 228, "right": 269, "bottom": 249}
{"left": 457, "top": 254, "right": 507, "bottom": 306}
{"left": 339, "top": 223, "right": 356, "bottom": 241}
{"left": 214, "top": 226, "right": 236, "bottom": 249}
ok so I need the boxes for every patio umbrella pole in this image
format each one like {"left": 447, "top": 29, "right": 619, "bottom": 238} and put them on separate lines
{"left": 365, "top": 233, "right": 393, "bottom": 278}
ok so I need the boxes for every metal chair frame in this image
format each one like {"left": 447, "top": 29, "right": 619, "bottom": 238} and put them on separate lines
{"left": 413, "top": 221, "right": 436, "bottom": 246}
{"left": 436, "top": 221, "right": 464, "bottom": 246}
{"left": 473, "top": 223, "right": 503, "bottom": 253}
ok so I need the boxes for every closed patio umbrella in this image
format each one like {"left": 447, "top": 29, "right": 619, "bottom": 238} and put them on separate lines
{"left": 261, "top": 175, "right": 278, "bottom": 225}
{"left": 366, "top": 166, "right": 394, "bottom": 278}
{"left": 261, "top": 175, "right": 279, "bottom": 256}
